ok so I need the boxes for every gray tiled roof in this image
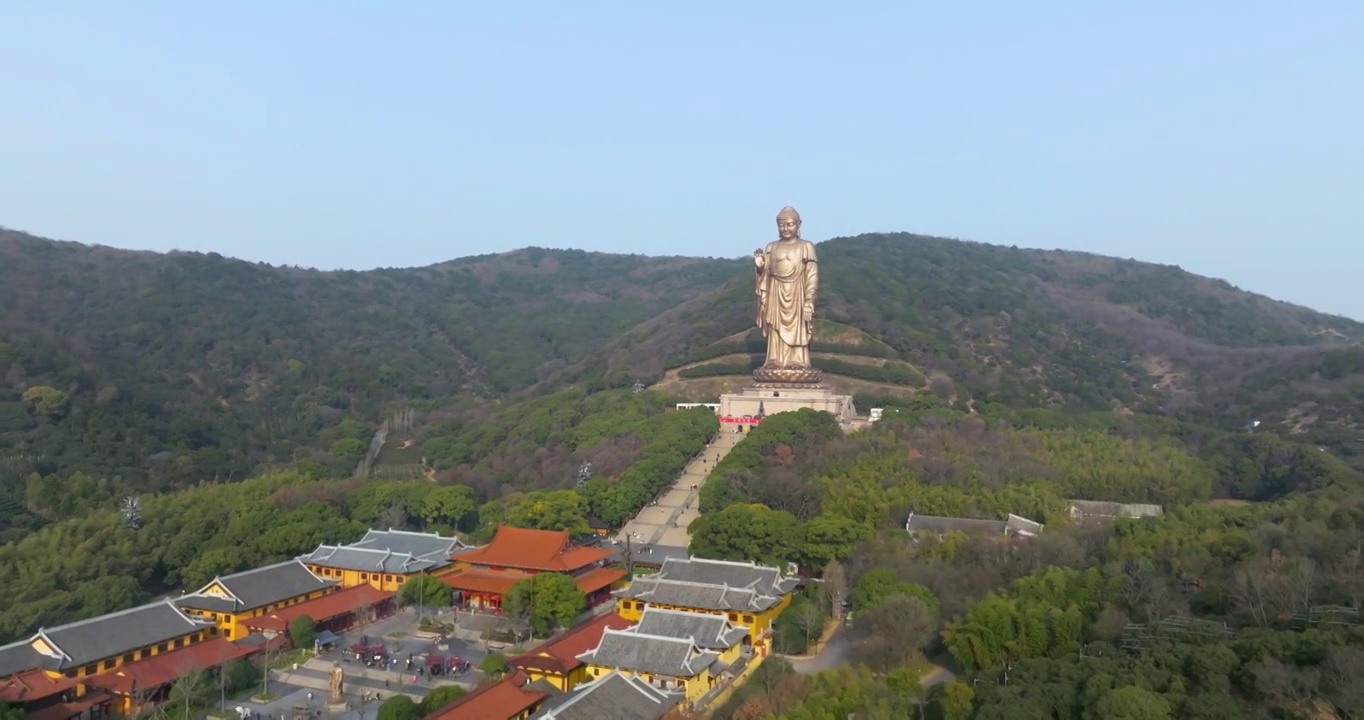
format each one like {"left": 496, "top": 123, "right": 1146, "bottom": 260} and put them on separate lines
{"left": 350, "top": 529, "right": 463, "bottom": 557}
{"left": 577, "top": 629, "right": 717, "bottom": 679}
{"left": 654, "top": 557, "right": 798, "bottom": 595}
{"left": 614, "top": 577, "right": 781, "bottom": 613}
{"left": 298, "top": 544, "right": 450, "bottom": 574}
{"left": 1004, "top": 514, "right": 1045, "bottom": 536}
{"left": 0, "top": 642, "right": 43, "bottom": 677}
{"left": 1067, "top": 500, "right": 1164, "bottom": 520}
{"left": 629, "top": 607, "right": 747, "bottom": 650}
{"left": 605, "top": 543, "right": 690, "bottom": 569}
{"left": 905, "top": 514, "right": 1008, "bottom": 536}
{"left": 532, "top": 670, "right": 681, "bottom": 720}
{"left": 176, "top": 560, "right": 335, "bottom": 613}
{"left": 10, "top": 600, "right": 215, "bottom": 672}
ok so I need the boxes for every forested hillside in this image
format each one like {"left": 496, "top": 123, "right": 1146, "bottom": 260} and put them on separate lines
{"left": 0, "top": 390, "right": 717, "bottom": 642}
{"left": 4, "top": 226, "right": 1363, "bottom": 543}
{"left": 593, "top": 233, "right": 1364, "bottom": 459}
{"left": 698, "top": 404, "right": 1364, "bottom": 720}
{"left": 0, "top": 228, "right": 730, "bottom": 539}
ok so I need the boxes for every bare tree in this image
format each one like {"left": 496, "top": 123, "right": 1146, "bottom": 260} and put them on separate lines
{"left": 169, "top": 665, "right": 206, "bottom": 720}
{"left": 852, "top": 595, "right": 938, "bottom": 674}
{"left": 821, "top": 560, "right": 848, "bottom": 619}
{"left": 1321, "top": 646, "right": 1364, "bottom": 717}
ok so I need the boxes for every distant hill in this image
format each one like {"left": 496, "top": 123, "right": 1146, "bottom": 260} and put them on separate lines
{"left": 2, "top": 226, "right": 1362, "bottom": 538}
{"left": 0, "top": 228, "right": 731, "bottom": 537}
{"left": 585, "top": 233, "right": 1364, "bottom": 451}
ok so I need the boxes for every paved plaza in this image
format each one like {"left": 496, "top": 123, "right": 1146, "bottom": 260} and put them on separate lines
{"left": 225, "top": 607, "right": 495, "bottom": 720}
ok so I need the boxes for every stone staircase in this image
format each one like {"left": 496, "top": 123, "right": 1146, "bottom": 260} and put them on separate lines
{"left": 617, "top": 429, "right": 746, "bottom": 548}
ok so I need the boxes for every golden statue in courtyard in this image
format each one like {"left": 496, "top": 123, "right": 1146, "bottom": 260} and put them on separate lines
{"left": 328, "top": 662, "right": 344, "bottom": 704}
{"left": 752, "top": 206, "right": 822, "bottom": 386}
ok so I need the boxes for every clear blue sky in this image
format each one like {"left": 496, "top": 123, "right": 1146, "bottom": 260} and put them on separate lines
{"left": 2, "top": 1, "right": 1361, "bottom": 319}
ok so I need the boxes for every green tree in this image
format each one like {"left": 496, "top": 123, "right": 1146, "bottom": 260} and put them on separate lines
{"left": 504, "top": 573, "right": 586, "bottom": 635}
{"left": 329, "top": 438, "right": 367, "bottom": 462}
{"left": 1093, "top": 686, "right": 1173, "bottom": 720}
{"left": 289, "top": 615, "right": 317, "bottom": 650}
{"left": 851, "top": 568, "right": 938, "bottom": 613}
{"left": 800, "top": 515, "right": 872, "bottom": 568}
{"left": 221, "top": 659, "right": 258, "bottom": 694}
{"left": 941, "top": 680, "right": 975, "bottom": 720}
{"left": 688, "top": 503, "right": 803, "bottom": 566}
{"left": 420, "top": 485, "right": 476, "bottom": 530}
{"left": 419, "top": 685, "right": 467, "bottom": 715}
{"left": 396, "top": 575, "right": 450, "bottom": 609}
{"left": 479, "top": 653, "right": 507, "bottom": 678}
{"left": 498, "top": 490, "right": 590, "bottom": 536}
{"left": 377, "top": 694, "right": 420, "bottom": 720}
{"left": 21, "top": 386, "right": 71, "bottom": 420}
{"left": 182, "top": 546, "right": 247, "bottom": 589}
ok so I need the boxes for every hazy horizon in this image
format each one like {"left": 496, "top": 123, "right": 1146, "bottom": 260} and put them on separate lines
{"left": 2, "top": 2, "right": 1361, "bottom": 319}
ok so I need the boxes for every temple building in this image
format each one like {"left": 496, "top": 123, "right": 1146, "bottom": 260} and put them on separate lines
{"left": 299, "top": 528, "right": 464, "bottom": 592}
{"left": 427, "top": 669, "right": 553, "bottom": 720}
{"left": 529, "top": 670, "right": 682, "bottom": 720}
{"left": 0, "top": 599, "right": 216, "bottom": 719}
{"left": 903, "top": 512, "right": 1044, "bottom": 541}
{"left": 84, "top": 637, "right": 255, "bottom": 717}
{"left": 576, "top": 628, "right": 721, "bottom": 705}
{"left": 613, "top": 557, "right": 797, "bottom": 647}
{"left": 175, "top": 560, "right": 336, "bottom": 640}
{"left": 629, "top": 607, "right": 749, "bottom": 661}
{"left": 440, "top": 526, "right": 624, "bottom": 611}
{"left": 507, "top": 613, "right": 633, "bottom": 691}
{"left": 239, "top": 584, "right": 395, "bottom": 638}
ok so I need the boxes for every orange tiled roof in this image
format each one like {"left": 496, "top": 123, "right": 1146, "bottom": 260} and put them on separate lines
{"left": 455, "top": 526, "right": 613, "bottom": 572}
{"left": 85, "top": 638, "right": 255, "bottom": 695}
{"left": 573, "top": 567, "right": 627, "bottom": 595}
{"left": 442, "top": 566, "right": 625, "bottom": 598}
{"left": 440, "top": 569, "right": 520, "bottom": 595}
{"left": 26, "top": 690, "right": 112, "bottom": 720}
{"left": 0, "top": 669, "right": 79, "bottom": 703}
{"left": 508, "top": 612, "right": 633, "bottom": 675}
{"left": 240, "top": 583, "right": 392, "bottom": 633}
{"left": 427, "top": 669, "right": 549, "bottom": 720}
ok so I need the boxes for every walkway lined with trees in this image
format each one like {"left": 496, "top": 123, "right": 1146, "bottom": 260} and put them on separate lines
{"left": 614, "top": 428, "right": 744, "bottom": 549}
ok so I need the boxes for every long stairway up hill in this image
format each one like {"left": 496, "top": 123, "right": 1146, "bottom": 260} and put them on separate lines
{"left": 615, "top": 430, "right": 744, "bottom": 549}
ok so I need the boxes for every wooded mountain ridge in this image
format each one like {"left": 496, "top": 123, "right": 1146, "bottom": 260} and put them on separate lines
{"left": 2, "top": 226, "right": 1361, "bottom": 530}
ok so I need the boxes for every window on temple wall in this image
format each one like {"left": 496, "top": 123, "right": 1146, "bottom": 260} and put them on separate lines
{"left": 728, "top": 613, "right": 738, "bottom": 622}
{"left": 157, "top": 643, "right": 168, "bottom": 653}
{"left": 83, "top": 664, "right": 96, "bottom": 675}
{"left": 123, "top": 653, "right": 134, "bottom": 663}
{"left": 385, "top": 575, "right": 393, "bottom": 582}
{"left": 103, "top": 660, "right": 115, "bottom": 670}
{"left": 743, "top": 615, "right": 755, "bottom": 624}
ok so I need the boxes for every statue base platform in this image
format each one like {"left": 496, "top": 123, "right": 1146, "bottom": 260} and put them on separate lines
{"left": 751, "top": 365, "right": 823, "bottom": 387}
{"left": 327, "top": 702, "right": 347, "bottom": 714}
{"left": 719, "top": 385, "right": 857, "bottom": 422}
